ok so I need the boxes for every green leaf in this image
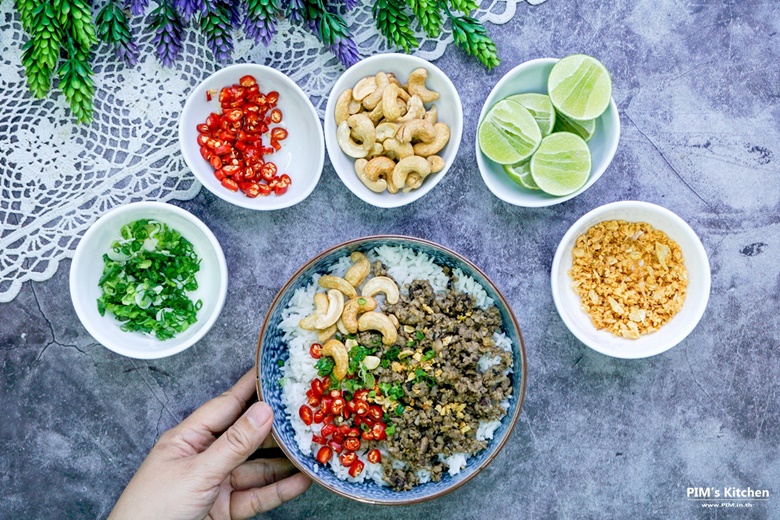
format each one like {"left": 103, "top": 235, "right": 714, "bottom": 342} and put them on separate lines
{"left": 372, "top": 0, "right": 418, "bottom": 53}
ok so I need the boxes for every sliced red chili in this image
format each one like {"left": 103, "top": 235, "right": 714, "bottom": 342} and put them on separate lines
{"left": 312, "top": 434, "right": 327, "bottom": 445}
{"left": 311, "top": 378, "right": 325, "bottom": 397}
{"left": 310, "top": 343, "right": 322, "bottom": 359}
{"left": 343, "top": 437, "right": 361, "bottom": 452}
{"left": 313, "top": 410, "right": 325, "bottom": 424}
{"left": 328, "top": 439, "right": 343, "bottom": 455}
{"left": 239, "top": 75, "right": 257, "bottom": 88}
{"left": 316, "top": 446, "right": 332, "bottom": 464}
{"left": 367, "top": 449, "right": 382, "bottom": 464}
{"left": 339, "top": 452, "right": 357, "bottom": 467}
{"left": 371, "top": 422, "right": 387, "bottom": 441}
{"left": 367, "top": 405, "right": 384, "bottom": 422}
{"left": 320, "top": 424, "right": 337, "bottom": 438}
{"left": 348, "top": 460, "right": 365, "bottom": 478}
{"left": 299, "top": 405, "right": 313, "bottom": 426}
{"left": 331, "top": 398, "right": 345, "bottom": 415}
{"left": 220, "top": 177, "right": 238, "bottom": 192}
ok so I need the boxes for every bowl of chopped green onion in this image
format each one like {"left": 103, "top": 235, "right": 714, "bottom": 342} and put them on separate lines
{"left": 70, "top": 202, "right": 228, "bottom": 359}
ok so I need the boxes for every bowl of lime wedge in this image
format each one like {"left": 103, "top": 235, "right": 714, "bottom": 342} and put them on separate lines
{"left": 475, "top": 56, "right": 620, "bottom": 207}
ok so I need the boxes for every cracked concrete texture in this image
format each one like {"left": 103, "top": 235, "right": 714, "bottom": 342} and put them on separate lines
{"left": 1, "top": 0, "right": 779, "bottom": 518}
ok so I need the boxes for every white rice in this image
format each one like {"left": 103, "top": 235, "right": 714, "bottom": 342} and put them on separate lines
{"left": 279, "top": 245, "right": 514, "bottom": 485}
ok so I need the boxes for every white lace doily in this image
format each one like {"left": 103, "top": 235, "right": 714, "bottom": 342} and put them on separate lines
{"left": 0, "top": 0, "right": 544, "bottom": 303}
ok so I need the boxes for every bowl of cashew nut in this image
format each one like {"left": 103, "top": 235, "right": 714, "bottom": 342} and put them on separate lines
{"left": 324, "top": 53, "right": 463, "bottom": 208}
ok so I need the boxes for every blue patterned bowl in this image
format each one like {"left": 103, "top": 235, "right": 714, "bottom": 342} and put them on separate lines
{"left": 255, "top": 236, "right": 527, "bottom": 505}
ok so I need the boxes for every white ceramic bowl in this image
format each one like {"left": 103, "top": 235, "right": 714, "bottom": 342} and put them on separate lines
{"left": 551, "top": 201, "right": 710, "bottom": 359}
{"left": 70, "top": 202, "right": 228, "bottom": 359}
{"left": 476, "top": 58, "right": 620, "bottom": 207}
{"left": 324, "top": 53, "right": 463, "bottom": 208}
{"left": 180, "top": 64, "right": 324, "bottom": 210}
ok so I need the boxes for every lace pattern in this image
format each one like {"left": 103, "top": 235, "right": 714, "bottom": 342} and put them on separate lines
{"left": 0, "top": 0, "right": 544, "bottom": 302}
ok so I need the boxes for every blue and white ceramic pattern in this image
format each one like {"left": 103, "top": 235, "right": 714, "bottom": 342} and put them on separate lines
{"left": 255, "top": 236, "right": 527, "bottom": 505}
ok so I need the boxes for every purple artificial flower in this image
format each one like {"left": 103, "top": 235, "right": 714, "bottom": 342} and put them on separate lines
{"left": 151, "top": 1, "right": 184, "bottom": 67}
{"left": 340, "top": 0, "right": 358, "bottom": 10}
{"left": 116, "top": 39, "right": 140, "bottom": 67}
{"left": 207, "top": 33, "right": 234, "bottom": 63}
{"left": 226, "top": 0, "right": 242, "bottom": 26}
{"left": 245, "top": 15, "right": 277, "bottom": 46}
{"left": 125, "top": 0, "right": 151, "bottom": 16}
{"left": 330, "top": 36, "right": 359, "bottom": 67}
{"left": 172, "top": 0, "right": 205, "bottom": 21}
{"left": 284, "top": 0, "right": 305, "bottom": 24}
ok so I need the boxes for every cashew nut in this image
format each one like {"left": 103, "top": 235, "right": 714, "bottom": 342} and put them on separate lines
{"left": 318, "top": 275, "right": 358, "bottom": 298}
{"left": 357, "top": 312, "right": 398, "bottom": 346}
{"left": 427, "top": 155, "right": 445, "bottom": 173}
{"left": 392, "top": 155, "right": 431, "bottom": 193}
{"left": 424, "top": 105, "right": 438, "bottom": 125}
{"left": 318, "top": 324, "right": 337, "bottom": 343}
{"left": 337, "top": 318, "right": 348, "bottom": 335}
{"left": 388, "top": 313, "right": 400, "bottom": 329}
{"left": 402, "top": 172, "right": 423, "bottom": 192}
{"left": 355, "top": 158, "right": 386, "bottom": 192}
{"left": 397, "top": 119, "right": 436, "bottom": 144}
{"left": 366, "top": 142, "right": 384, "bottom": 160}
{"left": 382, "top": 83, "right": 410, "bottom": 121}
{"left": 335, "top": 88, "right": 352, "bottom": 125}
{"left": 375, "top": 122, "right": 398, "bottom": 142}
{"left": 337, "top": 121, "right": 368, "bottom": 158}
{"left": 341, "top": 296, "right": 378, "bottom": 333}
{"left": 361, "top": 276, "right": 400, "bottom": 304}
{"left": 352, "top": 76, "right": 377, "bottom": 101}
{"left": 413, "top": 122, "right": 450, "bottom": 157}
{"left": 383, "top": 138, "right": 414, "bottom": 161}
{"left": 396, "top": 95, "right": 426, "bottom": 123}
{"left": 321, "top": 339, "right": 349, "bottom": 380}
{"left": 406, "top": 68, "right": 440, "bottom": 103}
{"left": 299, "top": 292, "right": 329, "bottom": 330}
{"left": 387, "top": 73, "right": 402, "bottom": 87}
{"left": 366, "top": 102, "right": 385, "bottom": 126}
{"left": 362, "top": 72, "right": 390, "bottom": 110}
{"left": 314, "top": 290, "right": 345, "bottom": 329}
{"left": 348, "top": 98, "right": 363, "bottom": 115}
{"left": 345, "top": 251, "right": 371, "bottom": 287}
{"left": 365, "top": 156, "right": 395, "bottom": 184}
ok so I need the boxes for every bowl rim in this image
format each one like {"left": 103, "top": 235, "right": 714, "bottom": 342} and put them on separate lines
{"left": 475, "top": 57, "right": 621, "bottom": 208}
{"left": 323, "top": 53, "right": 464, "bottom": 209}
{"left": 254, "top": 234, "right": 527, "bottom": 505}
{"left": 69, "top": 201, "right": 228, "bottom": 359}
{"left": 550, "top": 200, "right": 711, "bottom": 359}
{"left": 178, "top": 63, "right": 325, "bottom": 211}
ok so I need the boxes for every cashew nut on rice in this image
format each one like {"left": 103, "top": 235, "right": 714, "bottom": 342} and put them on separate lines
{"left": 318, "top": 323, "right": 337, "bottom": 343}
{"left": 344, "top": 251, "right": 371, "bottom": 287}
{"left": 362, "top": 72, "right": 390, "bottom": 110}
{"left": 357, "top": 312, "right": 398, "bottom": 346}
{"left": 388, "top": 313, "right": 400, "bottom": 329}
{"left": 352, "top": 75, "right": 377, "bottom": 101}
{"left": 413, "top": 122, "right": 450, "bottom": 157}
{"left": 397, "top": 119, "right": 436, "bottom": 144}
{"left": 392, "top": 155, "right": 431, "bottom": 193}
{"left": 361, "top": 276, "right": 400, "bottom": 304}
{"left": 406, "top": 68, "right": 440, "bottom": 103}
{"left": 355, "top": 158, "right": 386, "bottom": 193}
{"left": 396, "top": 95, "right": 426, "bottom": 123}
{"left": 299, "top": 292, "right": 329, "bottom": 330}
{"left": 314, "top": 289, "right": 345, "bottom": 329}
{"left": 341, "top": 296, "right": 378, "bottom": 333}
{"left": 337, "top": 318, "right": 348, "bottom": 335}
{"left": 318, "top": 275, "right": 358, "bottom": 298}
{"left": 334, "top": 88, "right": 352, "bottom": 125}
{"left": 382, "top": 138, "right": 414, "bottom": 161}
{"left": 321, "top": 339, "right": 349, "bottom": 380}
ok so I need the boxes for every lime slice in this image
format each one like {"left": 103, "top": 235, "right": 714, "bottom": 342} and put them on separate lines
{"left": 503, "top": 161, "right": 539, "bottom": 190}
{"left": 530, "top": 132, "right": 591, "bottom": 196}
{"left": 548, "top": 54, "right": 612, "bottom": 121}
{"left": 553, "top": 111, "right": 596, "bottom": 142}
{"left": 478, "top": 99, "right": 543, "bottom": 165}
{"left": 506, "top": 94, "right": 556, "bottom": 136}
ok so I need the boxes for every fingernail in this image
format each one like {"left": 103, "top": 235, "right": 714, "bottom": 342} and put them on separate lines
{"left": 247, "top": 402, "right": 272, "bottom": 429}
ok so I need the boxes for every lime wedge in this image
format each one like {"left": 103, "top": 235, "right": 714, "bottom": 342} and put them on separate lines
{"left": 548, "top": 54, "right": 612, "bottom": 121}
{"left": 553, "top": 111, "right": 596, "bottom": 142}
{"left": 503, "top": 161, "right": 539, "bottom": 190}
{"left": 530, "top": 132, "right": 591, "bottom": 196}
{"left": 478, "top": 99, "right": 543, "bottom": 165}
{"left": 506, "top": 94, "right": 556, "bottom": 136}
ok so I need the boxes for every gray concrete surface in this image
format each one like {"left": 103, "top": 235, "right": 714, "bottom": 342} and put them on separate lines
{"left": 2, "top": 0, "right": 779, "bottom": 518}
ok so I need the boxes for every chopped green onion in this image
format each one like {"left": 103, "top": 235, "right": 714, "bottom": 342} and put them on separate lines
{"left": 423, "top": 350, "right": 436, "bottom": 361}
{"left": 416, "top": 330, "right": 424, "bottom": 341}
{"left": 385, "top": 424, "right": 396, "bottom": 437}
{"left": 395, "top": 404, "right": 405, "bottom": 416}
{"left": 277, "top": 359, "right": 285, "bottom": 367}
{"left": 358, "top": 297, "right": 366, "bottom": 305}
{"left": 315, "top": 357, "right": 335, "bottom": 377}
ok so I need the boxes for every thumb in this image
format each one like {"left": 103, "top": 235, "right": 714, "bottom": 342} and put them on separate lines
{"left": 197, "top": 402, "right": 274, "bottom": 480}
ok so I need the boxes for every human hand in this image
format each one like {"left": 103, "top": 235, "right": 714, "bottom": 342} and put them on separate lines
{"left": 109, "top": 369, "right": 311, "bottom": 520}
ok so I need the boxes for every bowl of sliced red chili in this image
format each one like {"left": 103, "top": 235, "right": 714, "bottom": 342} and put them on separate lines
{"left": 180, "top": 64, "right": 324, "bottom": 210}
